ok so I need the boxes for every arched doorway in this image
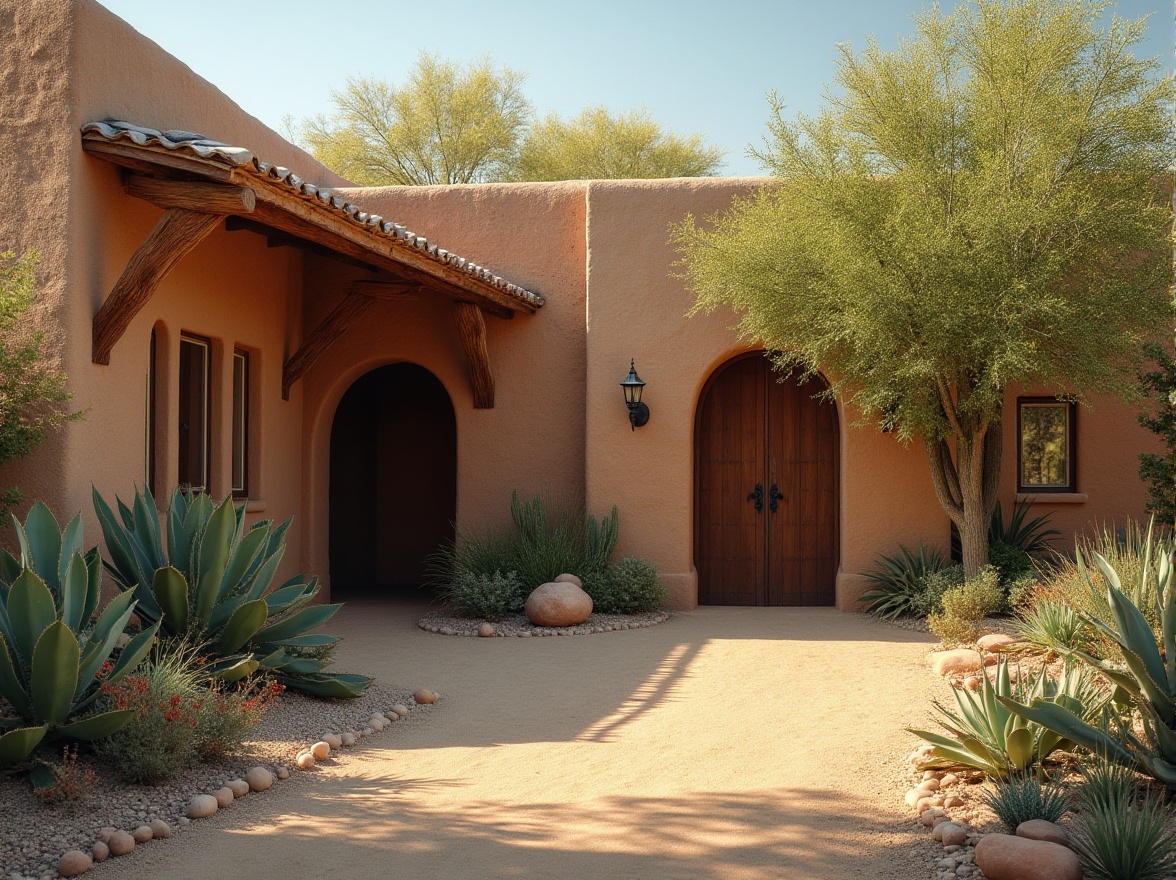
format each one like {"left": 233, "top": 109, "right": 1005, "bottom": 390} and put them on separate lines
{"left": 694, "top": 353, "right": 839, "bottom": 605}
{"left": 329, "top": 363, "right": 456, "bottom": 596}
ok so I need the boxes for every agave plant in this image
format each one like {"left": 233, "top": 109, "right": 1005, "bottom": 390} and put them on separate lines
{"left": 1000, "top": 546, "right": 1176, "bottom": 786}
{"left": 93, "top": 485, "right": 371, "bottom": 698}
{"left": 909, "top": 658, "right": 1106, "bottom": 779}
{"left": 859, "top": 542, "right": 945, "bottom": 619}
{"left": 0, "top": 503, "right": 157, "bottom": 764}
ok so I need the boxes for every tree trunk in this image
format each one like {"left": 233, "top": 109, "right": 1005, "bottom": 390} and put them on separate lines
{"left": 922, "top": 413, "right": 1003, "bottom": 580}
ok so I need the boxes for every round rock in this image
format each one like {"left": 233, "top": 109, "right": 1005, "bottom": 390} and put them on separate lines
{"left": 310, "top": 741, "right": 332, "bottom": 761}
{"left": 1016, "top": 819, "right": 1069, "bottom": 847}
{"left": 392, "top": 704, "right": 410, "bottom": 718}
{"left": 149, "top": 819, "right": 171, "bottom": 839}
{"left": 107, "top": 831, "right": 135, "bottom": 857}
{"left": 188, "top": 794, "right": 219, "bottom": 818}
{"left": 276, "top": 766, "right": 290, "bottom": 780}
{"left": 975, "top": 833, "right": 1081, "bottom": 880}
{"left": 132, "top": 825, "right": 153, "bottom": 844}
{"left": 322, "top": 733, "right": 343, "bottom": 749}
{"left": 525, "top": 581, "right": 593, "bottom": 627}
{"left": 227, "top": 778, "right": 250, "bottom": 798}
{"left": 91, "top": 842, "right": 109, "bottom": 863}
{"left": 978, "top": 633, "right": 1020, "bottom": 653}
{"left": 941, "top": 824, "right": 967, "bottom": 847}
{"left": 296, "top": 752, "right": 316, "bottom": 770}
{"left": 96, "top": 828, "right": 115, "bottom": 844}
{"left": 413, "top": 689, "right": 439, "bottom": 705}
{"left": 57, "top": 850, "right": 92, "bottom": 878}
{"left": 245, "top": 766, "right": 274, "bottom": 792}
{"left": 478, "top": 622, "right": 495, "bottom": 637}
{"left": 213, "top": 787, "right": 235, "bottom": 808}
{"left": 553, "top": 573, "right": 583, "bottom": 588}
{"left": 929, "top": 649, "right": 984, "bottom": 677}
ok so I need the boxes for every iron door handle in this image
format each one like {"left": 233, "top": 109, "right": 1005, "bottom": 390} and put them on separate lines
{"left": 769, "top": 483, "right": 784, "bottom": 513}
{"left": 747, "top": 483, "right": 764, "bottom": 513}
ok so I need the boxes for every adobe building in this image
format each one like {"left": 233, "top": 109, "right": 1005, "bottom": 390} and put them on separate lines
{"left": 0, "top": 0, "right": 1162, "bottom": 611}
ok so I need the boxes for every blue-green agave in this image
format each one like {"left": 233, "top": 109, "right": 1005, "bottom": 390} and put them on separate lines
{"left": 93, "top": 485, "right": 370, "bottom": 698}
{"left": 0, "top": 503, "right": 157, "bottom": 764}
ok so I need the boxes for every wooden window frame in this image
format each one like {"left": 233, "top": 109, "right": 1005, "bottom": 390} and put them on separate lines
{"left": 231, "top": 349, "right": 249, "bottom": 498}
{"left": 146, "top": 328, "right": 157, "bottom": 495}
{"left": 1016, "top": 397, "right": 1077, "bottom": 494}
{"left": 178, "top": 333, "right": 212, "bottom": 493}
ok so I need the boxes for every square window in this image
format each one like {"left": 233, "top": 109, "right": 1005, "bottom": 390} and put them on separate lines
{"left": 178, "top": 335, "right": 211, "bottom": 492}
{"left": 1018, "top": 399, "right": 1075, "bottom": 492}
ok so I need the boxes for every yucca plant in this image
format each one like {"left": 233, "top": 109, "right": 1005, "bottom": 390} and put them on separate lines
{"left": 1000, "top": 543, "right": 1176, "bottom": 786}
{"left": 0, "top": 503, "right": 157, "bottom": 764}
{"left": 910, "top": 658, "right": 1106, "bottom": 779}
{"left": 981, "top": 772, "right": 1070, "bottom": 831}
{"left": 93, "top": 485, "right": 370, "bottom": 698}
{"left": 1013, "top": 599, "right": 1091, "bottom": 658}
{"left": 859, "top": 542, "right": 945, "bottom": 619}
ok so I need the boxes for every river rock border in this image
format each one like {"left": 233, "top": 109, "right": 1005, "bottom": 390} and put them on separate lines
{"left": 418, "top": 609, "right": 672, "bottom": 637}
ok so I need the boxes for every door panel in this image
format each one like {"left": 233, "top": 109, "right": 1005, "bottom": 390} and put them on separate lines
{"left": 696, "top": 354, "right": 839, "bottom": 606}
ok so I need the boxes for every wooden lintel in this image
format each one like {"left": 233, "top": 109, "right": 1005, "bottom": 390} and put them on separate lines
{"left": 93, "top": 208, "right": 225, "bottom": 365}
{"left": 455, "top": 303, "right": 495, "bottom": 408}
{"left": 282, "top": 292, "right": 376, "bottom": 400}
{"left": 126, "top": 174, "right": 256, "bottom": 214}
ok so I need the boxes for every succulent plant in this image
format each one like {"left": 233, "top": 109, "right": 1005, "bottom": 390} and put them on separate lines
{"left": 93, "top": 485, "right": 370, "bottom": 698}
{"left": 0, "top": 503, "right": 157, "bottom": 764}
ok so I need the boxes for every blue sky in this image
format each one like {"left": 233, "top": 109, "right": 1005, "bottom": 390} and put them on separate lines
{"left": 101, "top": 0, "right": 1170, "bottom": 177}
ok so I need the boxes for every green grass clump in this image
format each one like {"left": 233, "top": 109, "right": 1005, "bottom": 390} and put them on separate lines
{"left": 583, "top": 557, "right": 667, "bottom": 614}
{"left": 1013, "top": 599, "right": 1090, "bottom": 657}
{"left": 981, "top": 773, "right": 1069, "bottom": 832}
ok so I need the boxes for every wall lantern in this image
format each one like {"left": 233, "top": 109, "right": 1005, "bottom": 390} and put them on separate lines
{"left": 620, "top": 359, "right": 650, "bottom": 431}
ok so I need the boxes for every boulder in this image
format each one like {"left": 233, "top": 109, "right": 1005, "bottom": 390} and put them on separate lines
{"left": 213, "top": 787, "right": 235, "bottom": 808}
{"left": 975, "top": 834, "right": 1081, "bottom": 880}
{"left": 553, "top": 573, "right": 583, "bottom": 588}
{"left": 413, "top": 689, "right": 439, "bottom": 705}
{"left": 929, "top": 649, "right": 985, "bottom": 676}
{"left": 131, "top": 825, "right": 153, "bottom": 844}
{"left": 91, "top": 842, "right": 109, "bottom": 863}
{"left": 525, "top": 582, "right": 593, "bottom": 627}
{"left": 245, "top": 766, "right": 274, "bottom": 792}
{"left": 978, "top": 633, "right": 1020, "bottom": 653}
{"left": 227, "top": 778, "right": 249, "bottom": 798}
{"left": 187, "top": 795, "right": 218, "bottom": 819}
{"left": 57, "top": 850, "right": 92, "bottom": 877}
{"left": 1017, "top": 819, "right": 1069, "bottom": 847}
{"left": 149, "top": 819, "right": 171, "bottom": 839}
{"left": 107, "top": 831, "right": 135, "bottom": 857}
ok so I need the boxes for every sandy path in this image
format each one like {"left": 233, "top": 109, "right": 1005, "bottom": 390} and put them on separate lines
{"left": 96, "top": 600, "right": 939, "bottom": 880}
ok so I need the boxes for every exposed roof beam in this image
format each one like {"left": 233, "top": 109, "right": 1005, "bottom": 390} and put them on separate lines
{"left": 455, "top": 303, "right": 495, "bottom": 408}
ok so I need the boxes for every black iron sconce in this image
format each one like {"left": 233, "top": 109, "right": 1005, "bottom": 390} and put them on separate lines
{"left": 620, "top": 359, "right": 650, "bottom": 431}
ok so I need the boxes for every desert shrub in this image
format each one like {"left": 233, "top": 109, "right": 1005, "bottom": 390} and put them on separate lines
{"left": 928, "top": 566, "right": 1003, "bottom": 645}
{"left": 194, "top": 678, "right": 283, "bottom": 762}
{"left": 1071, "top": 759, "right": 1176, "bottom": 880}
{"left": 1013, "top": 599, "right": 1090, "bottom": 657}
{"left": 584, "top": 557, "right": 667, "bottom": 615}
{"left": 441, "top": 569, "right": 525, "bottom": 621}
{"left": 31, "top": 745, "right": 100, "bottom": 806}
{"left": 989, "top": 540, "right": 1035, "bottom": 585}
{"left": 911, "top": 565, "right": 965, "bottom": 618}
{"left": 981, "top": 773, "right": 1070, "bottom": 831}
{"left": 859, "top": 543, "right": 945, "bottom": 619}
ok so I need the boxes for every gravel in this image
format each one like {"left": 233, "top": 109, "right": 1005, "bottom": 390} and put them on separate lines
{"left": 0, "top": 682, "right": 432, "bottom": 879}
{"left": 418, "top": 609, "right": 672, "bottom": 637}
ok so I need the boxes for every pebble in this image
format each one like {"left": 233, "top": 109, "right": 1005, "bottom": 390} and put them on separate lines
{"left": 226, "top": 779, "right": 249, "bottom": 798}
{"left": 310, "top": 742, "right": 332, "bottom": 761}
{"left": 341, "top": 732, "right": 357, "bottom": 747}
{"left": 149, "top": 819, "right": 171, "bottom": 839}
{"left": 478, "top": 622, "right": 495, "bottom": 637}
{"left": 941, "top": 825, "right": 967, "bottom": 847}
{"left": 131, "top": 826, "right": 153, "bottom": 844}
{"left": 107, "top": 831, "right": 134, "bottom": 857}
{"left": 56, "top": 851, "right": 91, "bottom": 878}
{"left": 322, "top": 733, "right": 343, "bottom": 749}
{"left": 213, "top": 787, "right": 235, "bottom": 808}
{"left": 276, "top": 766, "right": 290, "bottom": 780}
{"left": 188, "top": 795, "right": 219, "bottom": 819}
{"left": 296, "top": 753, "right": 316, "bottom": 770}
{"left": 413, "top": 689, "right": 439, "bottom": 705}
{"left": 90, "top": 842, "right": 108, "bottom": 864}
{"left": 384, "top": 711, "right": 398, "bottom": 722}
{"left": 392, "top": 705, "right": 409, "bottom": 718}
{"left": 245, "top": 767, "right": 273, "bottom": 792}
{"left": 96, "top": 829, "right": 115, "bottom": 845}
{"left": 941, "top": 773, "right": 958, "bottom": 786}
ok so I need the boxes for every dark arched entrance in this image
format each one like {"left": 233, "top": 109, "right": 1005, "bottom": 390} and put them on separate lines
{"left": 694, "top": 352, "right": 839, "bottom": 605}
{"left": 329, "top": 363, "right": 456, "bottom": 596}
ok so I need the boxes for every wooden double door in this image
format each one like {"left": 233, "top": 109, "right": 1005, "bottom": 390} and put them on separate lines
{"left": 695, "top": 354, "right": 839, "bottom": 605}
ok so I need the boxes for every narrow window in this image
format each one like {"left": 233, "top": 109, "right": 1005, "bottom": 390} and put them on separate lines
{"left": 1017, "top": 398, "right": 1076, "bottom": 492}
{"left": 146, "top": 328, "right": 156, "bottom": 495}
{"left": 232, "top": 350, "right": 249, "bottom": 497}
{"left": 178, "top": 335, "right": 211, "bottom": 492}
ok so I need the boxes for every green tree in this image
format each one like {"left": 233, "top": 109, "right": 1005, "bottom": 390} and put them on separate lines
{"left": 513, "top": 106, "right": 724, "bottom": 181}
{"left": 0, "top": 250, "right": 78, "bottom": 518}
{"left": 675, "top": 0, "right": 1173, "bottom": 576}
{"left": 1137, "top": 341, "right": 1176, "bottom": 525}
{"left": 301, "top": 53, "right": 532, "bottom": 185}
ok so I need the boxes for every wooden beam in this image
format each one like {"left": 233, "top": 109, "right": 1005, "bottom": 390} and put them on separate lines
{"left": 240, "top": 176, "right": 529, "bottom": 318}
{"left": 282, "top": 292, "right": 376, "bottom": 400}
{"left": 126, "top": 174, "right": 256, "bottom": 214}
{"left": 93, "top": 208, "right": 225, "bottom": 364}
{"left": 351, "top": 280, "right": 420, "bottom": 300}
{"left": 81, "top": 137, "right": 236, "bottom": 182}
{"left": 455, "top": 303, "right": 494, "bottom": 409}
{"left": 224, "top": 216, "right": 383, "bottom": 273}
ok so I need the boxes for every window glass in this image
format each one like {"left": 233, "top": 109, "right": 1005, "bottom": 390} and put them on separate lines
{"left": 178, "top": 336, "right": 210, "bottom": 492}
{"left": 232, "top": 351, "right": 248, "bottom": 496}
{"left": 1020, "top": 402, "right": 1070, "bottom": 489}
